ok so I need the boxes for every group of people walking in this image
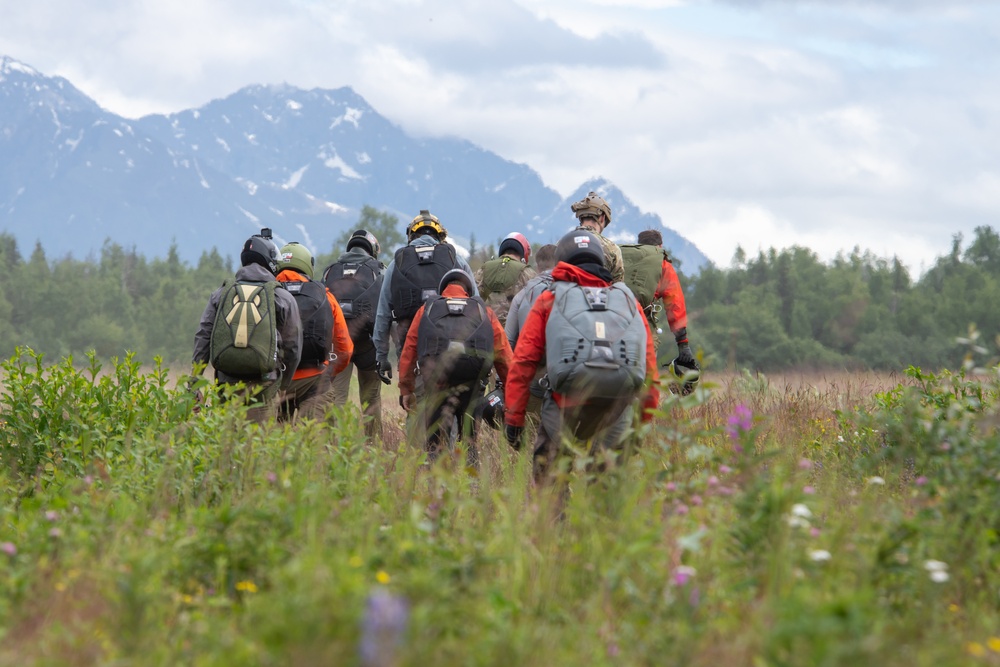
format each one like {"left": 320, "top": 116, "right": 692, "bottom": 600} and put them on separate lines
{"left": 192, "top": 193, "right": 699, "bottom": 482}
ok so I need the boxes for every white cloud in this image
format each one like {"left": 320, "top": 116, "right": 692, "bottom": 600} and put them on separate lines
{"left": 0, "top": 0, "right": 998, "bottom": 272}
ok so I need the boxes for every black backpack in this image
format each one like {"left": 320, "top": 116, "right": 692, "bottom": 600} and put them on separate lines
{"left": 416, "top": 294, "right": 494, "bottom": 385}
{"left": 322, "top": 256, "right": 384, "bottom": 342}
{"left": 389, "top": 244, "right": 459, "bottom": 321}
{"left": 282, "top": 279, "right": 334, "bottom": 367}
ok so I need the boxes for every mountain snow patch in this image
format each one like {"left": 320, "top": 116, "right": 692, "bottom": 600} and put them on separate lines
{"left": 322, "top": 152, "right": 362, "bottom": 180}
{"left": 284, "top": 165, "right": 308, "bottom": 189}
{"left": 286, "top": 100, "right": 303, "bottom": 111}
{"left": 330, "top": 107, "right": 363, "bottom": 129}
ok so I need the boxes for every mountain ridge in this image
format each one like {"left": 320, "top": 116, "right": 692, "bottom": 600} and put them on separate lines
{"left": 0, "top": 55, "right": 711, "bottom": 271}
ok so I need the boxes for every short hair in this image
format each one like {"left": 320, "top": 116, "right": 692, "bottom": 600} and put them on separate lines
{"left": 638, "top": 229, "right": 663, "bottom": 246}
{"left": 535, "top": 244, "right": 557, "bottom": 271}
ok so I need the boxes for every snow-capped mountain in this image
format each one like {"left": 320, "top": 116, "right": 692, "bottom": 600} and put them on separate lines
{"left": 0, "top": 55, "right": 710, "bottom": 271}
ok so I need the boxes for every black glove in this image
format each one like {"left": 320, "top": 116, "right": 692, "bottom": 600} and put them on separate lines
{"left": 505, "top": 424, "right": 523, "bottom": 450}
{"left": 494, "top": 378, "right": 504, "bottom": 392}
{"left": 376, "top": 359, "right": 392, "bottom": 385}
{"left": 674, "top": 342, "right": 699, "bottom": 371}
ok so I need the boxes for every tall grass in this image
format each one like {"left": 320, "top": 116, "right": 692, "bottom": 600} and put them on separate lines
{"left": 0, "top": 348, "right": 997, "bottom": 666}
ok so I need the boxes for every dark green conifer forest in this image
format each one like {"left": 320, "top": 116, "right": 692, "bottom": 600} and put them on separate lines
{"left": 5, "top": 221, "right": 998, "bottom": 372}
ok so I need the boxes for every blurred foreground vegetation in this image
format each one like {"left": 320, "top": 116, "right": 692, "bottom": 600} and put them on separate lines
{"left": 1, "top": 347, "right": 1000, "bottom": 664}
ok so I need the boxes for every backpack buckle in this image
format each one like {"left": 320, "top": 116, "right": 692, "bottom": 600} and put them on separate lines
{"left": 582, "top": 287, "right": 609, "bottom": 311}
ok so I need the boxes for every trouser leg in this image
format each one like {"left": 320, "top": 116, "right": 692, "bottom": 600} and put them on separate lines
{"left": 425, "top": 383, "right": 474, "bottom": 462}
{"left": 294, "top": 370, "right": 333, "bottom": 421}
{"left": 329, "top": 363, "right": 352, "bottom": 406}
{"left": 357, "top": 367, "right": 383, "bottom": 441}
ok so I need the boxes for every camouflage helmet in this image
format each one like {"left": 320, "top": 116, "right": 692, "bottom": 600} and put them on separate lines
{"left": 555, "top": 229, "right": 605, "bottom": 267}
{"left": 406, "top": 209, "right": 447, "bottom": 240}
{"left": 278, "top": 242, "right": 315, "bottom": 279}
{"left": 346, "top": 229, "right": 381, "bottom": 257}
{"left": 498, "top": 232, "right": 531, "bottom": 263}
{"left": 570, "top": 191, "right": 612, "bottom": 227}
{"left": 241, "top": 234, "right": 280, "bottom": 274}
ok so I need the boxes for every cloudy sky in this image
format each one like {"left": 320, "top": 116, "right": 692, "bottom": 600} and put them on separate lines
{"left": 2, "top": 0, "right": 998, "bottom": 272}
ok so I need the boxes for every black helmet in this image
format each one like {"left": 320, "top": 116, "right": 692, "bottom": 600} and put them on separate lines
{"left": 555, "top": 230, "right": 604, "bottom": 267}
{"left": 346, "top": 229, "right": 381, "bottom": 257}
{"left": 478, "top": 387, "right": 504, "bottom": 430}
{"left": 438, "top": 268, "right": 475, "bottom": 295}
{"left": 241, "top": 234, "right": 280, "bottom": 274}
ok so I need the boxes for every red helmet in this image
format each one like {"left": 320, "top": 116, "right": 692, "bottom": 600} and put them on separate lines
{"left": 498, "top": 232, "right": 530, "bottom": 264}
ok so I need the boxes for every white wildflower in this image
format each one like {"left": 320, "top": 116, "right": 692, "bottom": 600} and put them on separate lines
{"left": 791, "top": 503, "right": 812, "bottom": 518}
{"left": 929, "top": 570, "right": 950, "bottom": 583}
{"left": 787, "top": 516, "right": 811, "bottom": 529}
{"left": 867, "top": 476, "right": 886, "bottom": 485}
{"left": 809, "top": 549, "right": 832, "bottom": 562}
{"left": 923, "top": 559, "right": 948, "bottom": 572}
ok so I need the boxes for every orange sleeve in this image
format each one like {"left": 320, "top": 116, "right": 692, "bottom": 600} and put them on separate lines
{"left": 640, "top": 298, "right": 660, "bottom": 421}
{"left": 398, "top": 306, "right": 424, "bottom": 397}
{"left": 327, "top": 291, "right": 354, "bottom": 375}
{"left": 489, "top": 309, "right": 514, "bottom": 385}
{"left": 655, "top": 259, "right": 688, "bottom": 336}
{"left": 504, "top": 292, "right": 553, "bottom": 427}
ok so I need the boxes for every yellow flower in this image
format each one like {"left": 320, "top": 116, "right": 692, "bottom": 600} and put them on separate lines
{"left": 988, "top": 638, "right": 1000, "bottom": 653}
{"left": 948, "top": 604, "right": 960, "bottom": 613}
{"left": 967, "top": 642, "right": 985, "bottom": 657}
{"left": 235, "top": 580, "right": 258, "bottom": 593}
{"left": 376, "top": 570, "right": 391, "bottom": 585}
{"left": 349, "top": 556, "right": 363, "bottom": 568}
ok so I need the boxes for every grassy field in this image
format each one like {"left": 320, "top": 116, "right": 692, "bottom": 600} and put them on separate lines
{"left": 0, "top": 349, "right": 998, "bottom": 666}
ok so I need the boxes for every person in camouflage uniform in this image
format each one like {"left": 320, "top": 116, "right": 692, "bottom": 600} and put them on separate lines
{"left": 474, "top": 232, "right": 537, "bottom": 326}
{"left": 571, "top": 191, "right": 624, "bottom": 283}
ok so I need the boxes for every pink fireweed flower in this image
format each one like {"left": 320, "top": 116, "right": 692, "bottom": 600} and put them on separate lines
{"left": 0, "top": 542, "right": 15, "bottom": 556}
{"left": 673, "top": 565, "right": 697, "bottom": 586}
{"left": 719, "top": 465, "right": 732, "bottom": 475}
{"left": 915, "top": 476, "right": 928, "bottom": 486}
{"left": 726, "top": 404, "right": 753, "bottom": 452}
{"left": 799, "top": 458, "right": 813, "bottom": 470}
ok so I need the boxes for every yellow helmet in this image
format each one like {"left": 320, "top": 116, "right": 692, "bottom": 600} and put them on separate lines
{"left": 406, "top": 209, "right": 447, "bottom": 240}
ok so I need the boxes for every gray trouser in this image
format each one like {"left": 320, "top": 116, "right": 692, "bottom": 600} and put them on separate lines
{"left": 329, "top": 361, "right": 384, "bottom": 441}
{"left": 532, "top": 392, "right": 634, "bottom": 483}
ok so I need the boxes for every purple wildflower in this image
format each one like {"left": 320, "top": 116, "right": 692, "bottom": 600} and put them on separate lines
{"left": 44, "top": 510, "right": 59, "bottom": 522}
{"left": 360, "top": 589, "right": 409, "bottom": 667}
{"left": 673, "top": 565, "right": 697, "bottom": 587}
{"left": 726, "top": 404, "right": 753, "bottom": 451}
{"left": 0, "top": 542, "right": 15, "bottom": 556}
{"left": 915, "top": 476, "right": 928, "bottom": 486}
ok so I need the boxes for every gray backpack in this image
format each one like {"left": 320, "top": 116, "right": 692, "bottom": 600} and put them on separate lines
{"left": 544, "top": 281, "right": 647, "bottom": 401}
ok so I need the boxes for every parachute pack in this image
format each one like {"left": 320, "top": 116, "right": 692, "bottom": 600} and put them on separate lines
{"left": 210, "top": 280, "right": 279, "bottom": 378}
{"left": 282, "top": 279, "right": 334, "bottom": 367}
{"left": 544, "top": 281, "right": 647, "bottom": 401}
{"left": 618, "top": 244, "right": 668, "bottom": 315}
{"left": 390, "top": 243, "right": 459, "bottom": 321}
{"left": 322, "top": 255, "right": 383, "bottom": 339}
{"left": 417, "top": 294, "right": 494, "bottom": 385}
{"left": 479, "top": 256, "right": 529, "bottom": 299}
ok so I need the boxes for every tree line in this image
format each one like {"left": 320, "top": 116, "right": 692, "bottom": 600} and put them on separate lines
{"left": 4, "top": 219, "right": 999, "bottom": 372}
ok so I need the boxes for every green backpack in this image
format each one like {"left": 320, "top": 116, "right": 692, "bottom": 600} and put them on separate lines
{"left": 480, "top": 256, "right": 528, "bottom": 298}
{"left": 619, "top": 244, "right": 667, "bottom": 312}
{"left": 210, "top": 280, "right": 279, "bottom": 378}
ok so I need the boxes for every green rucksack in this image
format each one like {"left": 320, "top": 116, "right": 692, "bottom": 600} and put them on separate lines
{"left": 619, "top": 244, "right": 668, "bottom": 312}
{"left": 479, "top": 256, "right": 528, "bottom": 298}
{"left": 210, "top": 280, "right": 279, "bottom": 377}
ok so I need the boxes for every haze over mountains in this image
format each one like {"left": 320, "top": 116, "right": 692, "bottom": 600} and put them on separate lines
{"left": 0, "top": 55, "right": 709, "bottom": 271}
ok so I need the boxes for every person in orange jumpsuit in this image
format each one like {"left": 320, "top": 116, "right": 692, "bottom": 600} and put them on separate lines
{"left": 636, "top": 229, "right": 698, "bottom": 392}
{"left": 275, "top": 242, "right": 354, "bottom": 421}
{"left": 398, "top": 269, "right": 513, "bottom": 461}
{"left": 503, "top": 231, "right": 659, "bottom": 482}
